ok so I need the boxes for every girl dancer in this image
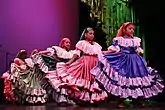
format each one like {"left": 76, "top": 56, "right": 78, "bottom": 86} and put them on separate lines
{"left": 32, "top": 38, "right": 76, "bottom": 106}
{"left": 2, "top": 50, "right": 42, "bottom": 103}
{"left": 91, "top": 22, "right": 164, "bottom": 108}
{"left": 38, "top": 38, "right": 76, "bottom": 71}
{"left": 9, "top": 50, "right": 47, "bottom": 104}
{"left": 55, "top": 28, "right": 108, "bottom": 104}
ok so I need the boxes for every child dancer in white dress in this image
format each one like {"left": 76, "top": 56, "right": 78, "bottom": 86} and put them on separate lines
{"left": 55, "top": 28, "right": 108, "bottom": 105}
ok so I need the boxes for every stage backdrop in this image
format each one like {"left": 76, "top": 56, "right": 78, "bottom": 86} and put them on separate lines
{"left": 0, "top": 0, "right": 79, "bottom": 74}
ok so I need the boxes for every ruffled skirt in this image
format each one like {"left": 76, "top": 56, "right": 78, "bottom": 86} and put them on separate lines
{"left": 32, "top": 54, "right": 76, "bottom": 105}
{"left": 9, "top": 63, "right": 47, "bottom": 104}
{"left": 56, "top": 55, "right": 108, "bottom": 103}
{"left": 91, "top": 53, "right": 164, "bottom": 99}
{"left": 4, "top": 78, "right": 18, "bottom": 102}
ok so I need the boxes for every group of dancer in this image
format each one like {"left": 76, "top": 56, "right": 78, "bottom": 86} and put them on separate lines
{"left": 1, "top": 22, "right": 164, "bottom": 108}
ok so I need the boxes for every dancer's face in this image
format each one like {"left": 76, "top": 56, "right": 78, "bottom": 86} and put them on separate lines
{"left": 63, "top": 38, "right": 71, "bottom": 51}
{"left": 124, "top": 24, "right": 135, "bottom": 37}
{"left": 85, "top": 29, "right": 94, "bottom": 41}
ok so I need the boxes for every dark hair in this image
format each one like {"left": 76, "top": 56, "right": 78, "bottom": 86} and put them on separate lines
{"left": 16, "top": 50, "right": 27, "bottom": 60}
{"left": 80, "top": 27, "right": 93, "bottom": 40}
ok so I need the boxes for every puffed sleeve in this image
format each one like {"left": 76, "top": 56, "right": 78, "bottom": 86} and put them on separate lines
{"left": 46, "top": 47, "right": 56, "bottom": 56}
{"left": 107, "top": 37, "right": 120, "bottom": 52}
{"left": 136, "top": 47, "right": 143, "bottom": 54}
{"left": 74, "top": 41, "right": 84, "bottom": 57}
{"left": 25, "top": 58, "right": 34, "bottom": 68}
{"left": 135, "top": 37, "right": 143, "bottom": 54}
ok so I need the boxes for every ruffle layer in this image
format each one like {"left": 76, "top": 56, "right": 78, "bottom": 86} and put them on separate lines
{"left": 33, "top": 53, "right": 76, "bottom": 105}
{"left": 45, "top": 71, "right": 76, "bottom": 105}
{"left": 91, "top": 55, "right": 164, "bottom": 98}
{"left": 113, "top": 37, "right": 141, "bottom": 47}
{"left": 93, "top": 69, "right": 164, "bottom": 98}
{"left": 9, "top": 64, "right": 47, "bottom": 104}
{"left": 75, "top": 40, "right": 102, "bottom": 56}
{"left": 31, "top": 54, "right": 49, "bottom": 73}
{"left": 55, "top": 63, "right": 108, "bottom": 103}
{"left": 4, "top": 79, "right": 18, "bottom": 102}
{"left": 49, "top": 87, "right": 76, "bottom": 105}
{"left": 92, "top": 54, "right": 163, "bottom": 87}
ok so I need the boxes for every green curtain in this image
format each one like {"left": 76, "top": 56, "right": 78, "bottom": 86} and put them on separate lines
{"left": 80, "top": 0, "right": 146, "bottom": 58}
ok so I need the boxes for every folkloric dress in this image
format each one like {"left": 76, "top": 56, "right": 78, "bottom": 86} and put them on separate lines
{"left": 55, "top": 40, "right": 108, "bottom": 103}
{"left": 91, "top": 36, "right": 164, "bottom": 99}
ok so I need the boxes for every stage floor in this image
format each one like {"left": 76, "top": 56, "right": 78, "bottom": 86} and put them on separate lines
{"left": 0, "top": 101, "right": 165, "bottom": 110}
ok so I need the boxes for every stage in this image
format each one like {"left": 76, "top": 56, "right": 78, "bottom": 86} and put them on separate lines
{"left": 0, "top": 101, "right": 164, "bottom": 110}
{"left": 0, "top": 72, "right": 165, "bottom": 110}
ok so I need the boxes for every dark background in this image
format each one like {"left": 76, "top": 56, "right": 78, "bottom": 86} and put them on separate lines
{"left": 129, "top": 0, "right": 165, "bottom": 86}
